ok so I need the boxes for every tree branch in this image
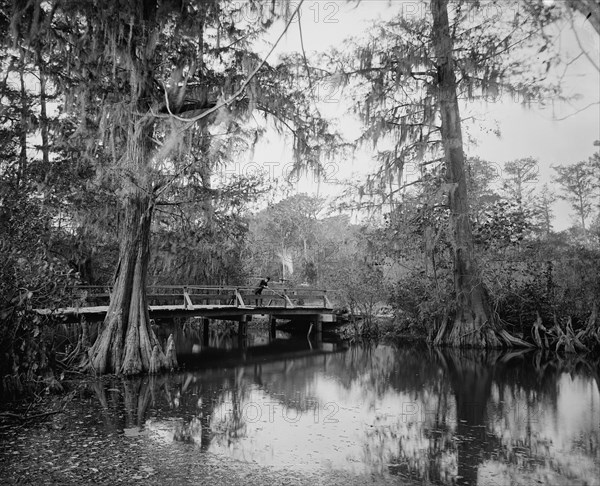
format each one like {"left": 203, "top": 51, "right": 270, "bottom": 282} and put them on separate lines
{"left": 158, "top": 1, "right": 305, "bottom": 125}
{"left": 570, "top": 13, "right": 600, "bottom": 72}
{"left": 553, "top": 101, "right": 600, "bottom": 121}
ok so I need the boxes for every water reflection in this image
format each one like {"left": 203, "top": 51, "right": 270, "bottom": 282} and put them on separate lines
{"left": 156, "top": 320, "right": 339, "bottom": 369}
{"left": 83, "top": 335, "right": 600, "bottom": 485}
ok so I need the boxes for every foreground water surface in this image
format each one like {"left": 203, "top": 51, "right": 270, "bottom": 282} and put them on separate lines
{"left": 2, "top": 324, "right": 600, "bottom": 485}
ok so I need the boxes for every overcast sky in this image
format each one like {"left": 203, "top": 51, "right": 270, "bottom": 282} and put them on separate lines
{"left": 241, "top": 0, "right": 600, "bottom": 230}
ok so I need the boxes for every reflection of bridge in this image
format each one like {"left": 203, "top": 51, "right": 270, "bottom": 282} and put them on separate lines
{"left": 39, "top": 285, "right": 337, "bottom": 336}
{"left": 175, "top": 331, "right": 347, "bottom": 370}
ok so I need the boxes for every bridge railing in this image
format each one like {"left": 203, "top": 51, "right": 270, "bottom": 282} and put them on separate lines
{"left": 69, "top": 285, "right": 334, "bottom": 309}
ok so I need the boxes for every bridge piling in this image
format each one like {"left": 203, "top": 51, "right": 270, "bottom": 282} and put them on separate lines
{"left": 308, "top": 314, "right": 323, "bottom": 344}
{"left": 202, "top": 318, "right": 209, "bottom": 346}
{"left": 315, "top": 314, "right": 323, "bottom": 338}
{"left": 238, "top": 315, "right": 248, "bottom": 338}
{"left": 269, "top": 315, "right": 276, "bottom": 340}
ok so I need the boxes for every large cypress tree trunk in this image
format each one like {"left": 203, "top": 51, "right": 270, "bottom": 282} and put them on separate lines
{"left": 86, "top": 186, "right": 164, "bottom": 374}
{"left": 431, "top": 0, "right": 502, "bottom": 348}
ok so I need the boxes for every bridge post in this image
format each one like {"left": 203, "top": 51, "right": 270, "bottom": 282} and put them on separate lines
{"left": 269, "top": 315, "right": 276, "bottom": 340}
{"left": 183, "top": 286, "right": 194, "bottom": 309}
{"left": 235, "top": 289, "right": 245, "bottom": 307}
{"left": 322, "top": 290, "right": 332, "bottom": 308}
{"left": 238, "top": 315, "right": 248, "bottom": 339}
{"left": 315, "top": 314, "right": 323, "bottom": 336}
{"left": 202, "top": 318, "right": 209, "bottom": 347}
{"left": 313, "top": 315, "right": 323, "bottom": 347}
{"left": 282, "top": 289, "right": 294, "bottom": 308}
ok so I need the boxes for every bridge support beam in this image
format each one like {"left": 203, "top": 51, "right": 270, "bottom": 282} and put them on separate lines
{"left": 315, "top": 314, "right": 323, "bottom": 341}
{"left": 238, "top": 315, "right": 248, "bottom": 338}
{"left": 307, "top": 314, "right": 323, "bottom": 346}
{"left": 269, "top": 315, "right": 277, "bottom": 340}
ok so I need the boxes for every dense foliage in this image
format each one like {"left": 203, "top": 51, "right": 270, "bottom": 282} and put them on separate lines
{"left": 381, "top": 150, "right": 600, "bottom": 350}
{"left": 0, "top": 173, "right": 78, "bottom": 394}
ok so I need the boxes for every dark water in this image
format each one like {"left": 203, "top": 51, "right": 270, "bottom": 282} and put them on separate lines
{"left": 31, "top": 325, "right": 600, "bottom": 485}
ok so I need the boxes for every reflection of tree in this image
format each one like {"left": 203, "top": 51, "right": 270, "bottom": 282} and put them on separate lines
{"left": 381, "top": 349, "right": 498, "bottom": 484}
{"left": 122, "top": 378, "right": 153, "bottom": 429}
{"left": 496, "top": 352, "right": 600, "bottom": 467}
{"left": 92, "top": 376, "right": 167, "bottom": 431}
{"left": 157, "top": 368, "right": 259, "bottom": 451}
{"left": 341, "top": 345, "right": 458, "bottom": 482}
{"left": 209, "top": 369, "right": 253, "bottom": 448}
{"left": 384, "top": 348, "right": 597, "bottom": 485}
{"left": 90, "top": 373, "right": 222, "bottom": 449}
{"left": 440, "top": 349, "right": 599, "bottom": 484}
{"left": 329, "top": 345, "right": 445, "bottom": 397}
{"left": 440, "top": 349, "right": 500, "bottom": 486}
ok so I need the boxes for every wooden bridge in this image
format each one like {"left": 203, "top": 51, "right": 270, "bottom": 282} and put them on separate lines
{"left": 39, "top": 284, "right": 337, "bottom": 336}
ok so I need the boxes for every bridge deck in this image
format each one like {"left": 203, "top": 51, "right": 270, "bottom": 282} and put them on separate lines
{"left": 38, "top": 304, "right": 335, "bottom": 322}
{"left": 37, "top": 285, "right": 336, "bottom": 323}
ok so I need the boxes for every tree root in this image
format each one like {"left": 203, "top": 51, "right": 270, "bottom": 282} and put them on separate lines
{"left": 148, "top": 334, "right": 177, "bottom": 374}
{"left": 497, "top": 329, "right": 535, "bottom": 348}
{"left": 431, "top": 311, "right": 539, "bottom": 349}
{"left": 164, "top": 334, "right": 178, "bottom": 370}
{"left": 149, "top": 346, "right": 162, "bottom": 374}
{"left": 528, "top": 307, "right": 599, "bottom": 354}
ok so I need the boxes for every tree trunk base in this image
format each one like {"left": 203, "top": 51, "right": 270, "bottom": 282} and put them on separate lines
{"left": 432, "top": 312, "right": 534, "bottom": 349}
{"left": 149, "top": 346, "right": 161, "bottom": 374}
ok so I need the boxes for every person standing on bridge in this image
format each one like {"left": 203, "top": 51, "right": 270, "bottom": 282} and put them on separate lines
{"left": 254, "top": 276, "right": 270, "bottom": 305}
